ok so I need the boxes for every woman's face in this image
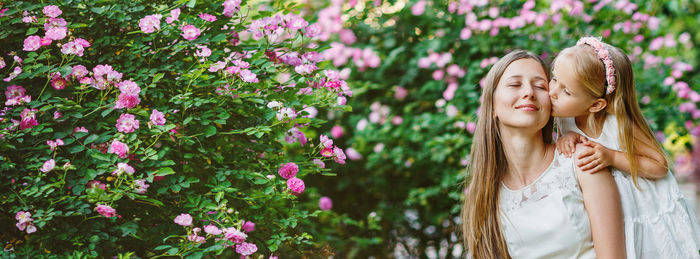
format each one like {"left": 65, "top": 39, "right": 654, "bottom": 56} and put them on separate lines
{"left": 493, "top": 58, "right": 551, "bottom": 131}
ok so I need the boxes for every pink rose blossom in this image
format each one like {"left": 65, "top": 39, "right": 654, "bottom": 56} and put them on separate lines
{"left": 51, "top": 75, "right": 67, "bottom": 90}
{"left": 195, "top": 45, "right": 212, "bottom": 57}
{"left": 224, "top": 227, "right": 248, "bottom": 243}
{"left": 22, "top": 16, "right": 37, "bottom": 23}
{"left": 181, "top": 25, "right": 201, "bottom": 41}
{"left": 20, "top": 108, "right": 38, "bottom": 130}
{"left": 4, "top": 66, "right": 23, "bottom": 82}
{"left": 222, "top": 0, "right": 242, "bottom": 17}
{"left": 87, "top": 180, "right": 106, "bottom": 190}
{"left": 112, "top": 162, "right": 135, "bottom": 176}
{"left": 286, "top": 14, "right": 309, "bottom": 30}
{"left": 187, "top": 232, "right": 206, "bottom": 243}
{"left": 16, "top": 211, "right": 32, "bottom": 224}
{"left": 96, "top": 204, "right": 117, "bottom": 217}
{"left": 346, "top": 147, "right": 362, "bottom": 160}
{"left": 45, "top": 27, "right": 67, "bottom": 40}
{"left": 134, "top": 179, "right": 149, "bottom": 194}
{"left": 72, "top": 65, "right": 88, "bottom": 79}
{"left": 331, "top": 125, "right": 344, "bottom": 138}
{"left": 73, "top": 126, "right": 89, "bottom": 134}
{"left": 42, "top": 5, "right": 62, "bottom": 18}
{"left": 174, "top": 213, "right": 193, "bottom": 226}
{"left": 23, "top": 36, "right": 41, "bottom": 52}
{"left": 116, "top": 113, "right": 139, "bottom": 133}
{"left": 150, "top": 109, "right": 166, "bottom": 126}
{"left": 166, "top": 8, "right": 180, "bottom": 24}
{"left": 239, "top": 69, "right": 259, "bottom": 83}
{"left": 287, "top": 177, "right": 305, "bottom": 195}
{"left": 467, "top": 122, "right": 477, "bottom": 133}
{"left": 204, "top": 224, "right": 222, "bottom": 235}
{"left": 319, "top": 196, "right": 333, "bottom": 211}
{"left": 40, "top": 159, "right": 55, "bottom": 173}
{"left": 333, "top": 146, "right": 346, "bottom": 164}
{"left": 320, "top": 135, "right": 333, "bottom": 148}
{"left": 47, "top": 138, "right": 64, "bottom": 150}
{"left": 139, "top": 14, "right": 162, "bottom": 33}
{"left": 198, "top": 13, "right": 217, "bottom": 22}
{"left": 305, "top": 23, "right": 321, "bottom": 38}
{"left": 278, "top": 162, "right": 299, "bottom": 179}
{"left": 108, "top": 140, "right": 129, "bottom": 158}
{"left": 235, "top": 242, "right": 258, "bottom": 256}
{"left": 242, "top": 221, "right": 255, "bottom": 232}
{"left": 412, "top": 0, "right": 427, "bottom": 16}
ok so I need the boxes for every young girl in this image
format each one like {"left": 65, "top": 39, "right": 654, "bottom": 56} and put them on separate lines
{"left": 549, "top": 36, "right": 700, "bottom": 258}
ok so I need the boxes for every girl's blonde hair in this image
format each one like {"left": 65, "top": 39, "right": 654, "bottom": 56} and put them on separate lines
{"left": 552, "top": 42, "right": 668, "bottom": 186}
{"left": 461, "top": 50, "right": 552, "bottom": 259}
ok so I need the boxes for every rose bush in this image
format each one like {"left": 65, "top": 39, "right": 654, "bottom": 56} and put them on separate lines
{"left": 0, "top": 0, "right": 355, "bottom": 257}
{"left": 305, "top": 0, "right": 700, "bottom": 257}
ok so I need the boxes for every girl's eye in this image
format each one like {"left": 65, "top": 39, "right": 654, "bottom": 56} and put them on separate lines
{"left": 508, "top": 83, "right": 520, "bottom": 87}
{"left": 564, "top": 89, "right": 572, "bottom": 96}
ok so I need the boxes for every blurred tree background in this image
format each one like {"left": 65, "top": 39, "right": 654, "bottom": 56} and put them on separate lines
{"left": 305, "top": 0, "right": 700, "bottom": 257}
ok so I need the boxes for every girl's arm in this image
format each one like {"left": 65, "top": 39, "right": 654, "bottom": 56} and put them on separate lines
{"left": 575, "top": 143, "right": 626, "bottom": 259}
{"left": 577, "top": 125, "right": 667, "bottom": 179}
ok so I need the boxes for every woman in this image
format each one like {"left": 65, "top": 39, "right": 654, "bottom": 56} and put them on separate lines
{"left": 461, "top": 50, "right": 625, "bottom": 259}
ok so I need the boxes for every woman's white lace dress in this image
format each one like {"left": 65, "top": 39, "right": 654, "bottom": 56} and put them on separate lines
{"left": 500, "top": 149, "right": 596, "bottom": 259}
{"left": 558, "top": 114, "right": 700, "bottom": 259}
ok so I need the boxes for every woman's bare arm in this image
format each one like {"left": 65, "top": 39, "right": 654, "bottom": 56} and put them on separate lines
{"left": 575, "top": 143, "right": 626, "bottom": 259}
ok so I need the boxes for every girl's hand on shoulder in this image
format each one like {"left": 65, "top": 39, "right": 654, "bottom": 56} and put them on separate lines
{"left": 576, "top": 140, "right": 614, "bottom": 174}
{"left": 555, "top": 132, "right": 587, "bottom": 157}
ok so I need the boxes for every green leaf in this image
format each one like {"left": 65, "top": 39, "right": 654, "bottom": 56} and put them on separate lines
{"left": 153, "top": 167, "right": 175, "bottom": 176}
{"left": 59, "top": 65, "right": 73, "bottom": 77}
{"left": 186, "top": 0, "right": 197, "bottom": 8}
{"left": 101, "top": 108, "right": 114, "bottom": 117}
{"left": 154, "top": 245, "right": 171, "bottom": 251}
{"left": 26, "top": 27, "right": 39, "bottom": 35}
{"left": 68, "top": 145, "right": 85, "bottom": 153}
{"left": 84, "top": 134, "right": 99, "bottom": 144}
{"left": 151, "top": 73, "right": 164, "bottom": 84}
{"left": 204, "top": 126, "right": 217, "bottom": 137}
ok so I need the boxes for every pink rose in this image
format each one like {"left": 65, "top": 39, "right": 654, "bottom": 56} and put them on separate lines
{"left": 96, "top": 204, "right": 117, "bottom": 217}
{"left": 23, "top": 35, "right": 41, "bottom": 52}
{"left": 108, "top": 140, "right": 129, "bottom": 158}
{"left": 150, "top": 109, "right": 166, "bottom": 126}
{"left": 112, "top": 162, "right": 135, "bottom": 176}
{"left": 116, "top": 113, "right": 139, "bottom": 133}
{"left": 235, "top": 242, "right": 258, "bottom": 256}
{"left": 287, "top": 177, "right": 305, "bottom": 195}
{"left": 278, "top": 162, "right": 299, "bottom": 179}
{"left": 174, "top": 213, "right": 193, "bottom": 226}
{"left": 242, "top": 221, "right": 255, "bottom": 232}
{"left": 181, "top": 25, "right": 201, "bottom": 41}
{"left": 139, "top": 14, "right": 162, "bottom": 33}
{"left": 224, "top": 227, "right": 248, "bottom": 243}
{"left": 319, "top": 196, "right": 333, "bottom": 211}
{"left": 42, "top": 5, "right": 62, "bottom": 18}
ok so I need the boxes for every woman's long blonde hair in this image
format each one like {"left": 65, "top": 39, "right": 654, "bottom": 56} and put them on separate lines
{"left": 552, "top": 42, "right": 668, "bottom": 186}
{"left": 461, "top": 50, "right": 552, "bottom": 259}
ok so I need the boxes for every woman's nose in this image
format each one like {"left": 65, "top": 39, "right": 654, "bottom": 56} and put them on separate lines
{"left": 522, "top": 84, "right": 535, "bottom": 99}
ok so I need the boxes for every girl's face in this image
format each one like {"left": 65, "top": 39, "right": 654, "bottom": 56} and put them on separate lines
{"left": 493, "top": 58, "right": 551, "bottom": 130}
{"left": 549, "top": 57, "right": 599, "bottom": 117}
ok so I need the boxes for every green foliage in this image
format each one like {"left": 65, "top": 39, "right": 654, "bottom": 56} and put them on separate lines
{"left": 0, "top": 0, "right": 351, "bottom": 257}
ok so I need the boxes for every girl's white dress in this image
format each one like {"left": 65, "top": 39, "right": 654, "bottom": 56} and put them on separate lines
{"left": 500, "top": 149, "right": 596, "bottom": 258}
{"left": 558, "top": 114, "right": 700, "bottom": 259}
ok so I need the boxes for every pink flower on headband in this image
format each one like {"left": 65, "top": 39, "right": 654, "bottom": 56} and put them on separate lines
{"left": 576, "top": 36, "right": 616, "bottom": 94}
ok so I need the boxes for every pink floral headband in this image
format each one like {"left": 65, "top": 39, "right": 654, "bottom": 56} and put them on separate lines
{"left": 576, "top": 37, "right": 616, "bottom": 95}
